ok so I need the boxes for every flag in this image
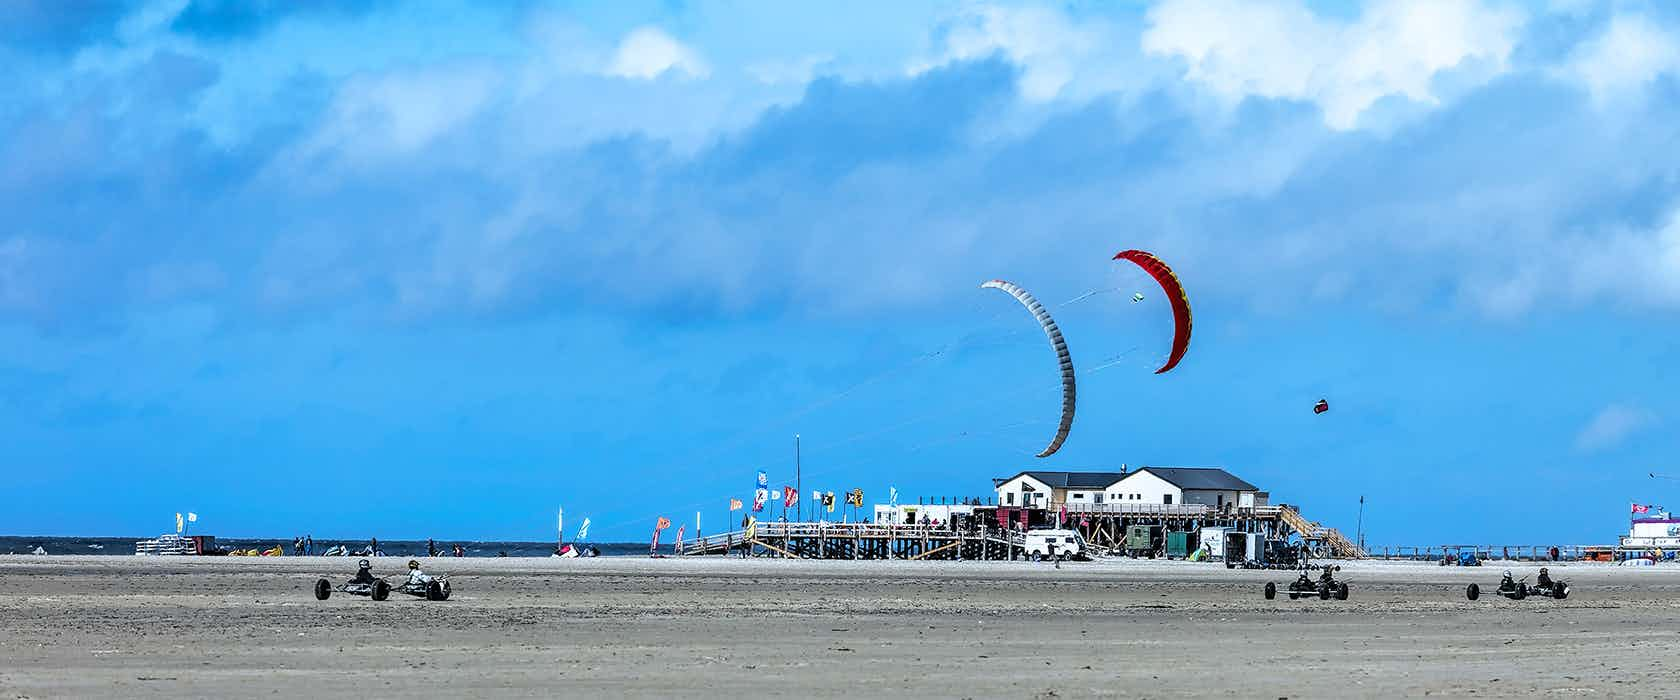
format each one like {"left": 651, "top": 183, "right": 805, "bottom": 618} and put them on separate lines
{"left": 753, "top": 488, "right": 768, "bottom": 512}
{"left": 557, "top": 507, "right": 564, "bottom": 540}
{"left": 675, "top": 525, "right": 686, "bottom": 554}
{"left": 577, "top": 518, "right": 591, "bottom": 541}
{"left": 824, "top": 491, "right": 836, "bottom": 512}
{"left": 757, "top": 470, "right": 768, "bottom": 488}
{"left": 846, "top": 489, "right": 863, "bottom": 507}
{"left": 186, "top": 512, "right": 197, "bottom": 523}
{"left": 1635, "top": 503, "right": 1652, "bottom": 514}
{"left": 889, "top": 487, "right": 898, "bottom": 507}
{"left": 745, "top": 516, "right": 758, "bottom": 540}
{"left": 783, "top": 488, "right": 798, "bottom": 507}
{"left": 770, "top": 489, "right": 781, "bottom": 501}
{"left": 656, "top": 516, "right": 671, "bottom": 530}
{"left": 810, "top": 489, "right": 820, "bottom": 504}
{"left": 730, "top": 498, "right": 743, "bottom": 511}
{"left": 175, "top": 513, "right": 184, "bottom": 534}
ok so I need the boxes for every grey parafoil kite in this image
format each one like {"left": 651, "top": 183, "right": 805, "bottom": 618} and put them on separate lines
{"left": 981, "top": 279, "right": 1076, "bottom": 458}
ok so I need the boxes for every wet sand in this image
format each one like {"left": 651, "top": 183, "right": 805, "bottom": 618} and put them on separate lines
{"left": 2, "top": 556, "right": 1677, "bottom": 698}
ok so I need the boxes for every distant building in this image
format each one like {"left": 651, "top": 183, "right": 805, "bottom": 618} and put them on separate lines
{"left": 992, "top": 470, "right": 1124, "bottom": 508}
{"left": 993, "top": 466, "right": 1264, "bottom": 510}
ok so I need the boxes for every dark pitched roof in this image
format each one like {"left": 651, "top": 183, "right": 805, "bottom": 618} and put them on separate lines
{"left": 1127, "top": 467, "right": 1257, "bottom": 491}
{"left": 996, "top": 470, "right": 1125, "bottom": 490}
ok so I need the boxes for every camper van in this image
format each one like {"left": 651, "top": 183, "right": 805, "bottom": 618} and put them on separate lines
{"left": 1023, "top": 529, "right": 1085, "bottom": 560}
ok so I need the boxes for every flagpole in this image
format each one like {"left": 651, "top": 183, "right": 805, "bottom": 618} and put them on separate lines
{"left": 795, "top": 434, "right": 802, "bottom": 522}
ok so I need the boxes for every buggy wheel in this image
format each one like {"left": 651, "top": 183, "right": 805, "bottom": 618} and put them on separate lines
{"left": 426, "top": 580, "right": 445, "bottom": 601}
{"left": 1288, "top": 592, "right": 1299, "bottom": 600}
{"left": 371, "top": 579, "right": 390, "bottom": 601}
{"left": 1264, "top": 582, "right": 1276, "bottom": 600}
{"left": 1318, "top": 585, "right": 1332, "bottom": 600}
{"left": 1030, "top": 552, "right": 1043, "bottom": 562}
{"left": 1226, "top": 561, "right": 1236, "bottom": 569}
{"left": 1513, "top": 583, "right": 1527, "bottom": 600}
{"left": 314, "top": 578, "right": 331, "bottom": 601}
{"left": 1466, "top": 583, "right": 1480, "bottom": 601}
{"left": 1336, "top": 583, "right": 1349, "bottom": 600}
{"left": 438, "top": 581, "right": 452, "bottom": 600}
{"left": 1554, "top": 584, "right": 1568, "bottom": 600}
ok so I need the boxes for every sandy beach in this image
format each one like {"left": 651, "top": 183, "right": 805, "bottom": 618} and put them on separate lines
{"left": 2, "top": 555, "right": 1677, "bottom": 698}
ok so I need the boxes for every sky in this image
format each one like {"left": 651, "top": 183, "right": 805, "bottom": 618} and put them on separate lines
{"left": 3, "top": 0, "right": 1680, "bottom": 545}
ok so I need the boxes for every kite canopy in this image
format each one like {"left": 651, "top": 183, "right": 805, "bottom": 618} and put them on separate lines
{"left": 1314, "top": 399, "right": 1329, "bottom": 415}
{"left": 981, "top": 279, "right": 1076, "bottom": 458}
{"left": 1113, "top": 250, "right": 1192, "bottom": 374}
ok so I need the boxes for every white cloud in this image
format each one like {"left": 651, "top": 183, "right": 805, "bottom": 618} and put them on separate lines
{"left": 606, "top": 27, "right": 710, "bottom": 80}
{"left": 1575, "top": 404, "right": 1657, "bottom": 452}
{"left": 292, "top": 63, "right": 500, "bottom": 167}
{"left": 1143, "top": 0, "right": 1523, "bottom": 129}
{"left": 911, "top": 6, "right": 1134, "bottom": 102}
{"left": 1561, "top": 14, "right": 1680, "bottom": 104}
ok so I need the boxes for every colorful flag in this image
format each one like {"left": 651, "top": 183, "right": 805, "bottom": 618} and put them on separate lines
{"left": 651, "top": 516, "right": 672, "bottom": 553}
{"left": 824, "top": 491, "right": 836, "bottom": 512}
{"left": 657, "top": 516, "right": 671, "bottom": 530}
{"left": 753, "top": 488, "right": 768, "bottom": 512}
{"left": 730, "top": 498, "right": 743, "bottom": 511}
{"left": 757, "top": 470, "right": 768, "bottom": 488}
{"left": 186, "top": 512, "right": 198, "bottom": 523}
{"left": 846, "top": 488, "right": 864, "bottom": 507}
{"left": 577, "top": 518, "right": 591, "bottom": 541}
{"left": 770, "top": 489, "right": 782, "bottom": 501}
{"left": 783, "top": 488, "right": 798, "bottom": 508}
{"left": 175, "top": 513, "right": 184, "bottom": 534}
{"left": 745, "top": 516, "right": 758, "bottom": 540}
{"left": 1635, "top": 503, "right": 1652, "bottom": 514}
{"left": 675, "top": 525, "right": 686, "bottom": 554}
{"left": 888, "top": 487, "right": 898, "bottom": 507}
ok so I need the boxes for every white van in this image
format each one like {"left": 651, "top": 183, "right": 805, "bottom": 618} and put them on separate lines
{"left": 1024, "top": 529, "right": 1085, "bottom": 560}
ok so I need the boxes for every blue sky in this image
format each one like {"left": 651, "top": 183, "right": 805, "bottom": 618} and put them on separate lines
{"left": 4, "top": 0, "right": 1680, "bottom": 545}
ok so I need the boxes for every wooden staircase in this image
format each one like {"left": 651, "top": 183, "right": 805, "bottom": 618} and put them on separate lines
{"left": 1279, "top": 505, "right": 1365, "bottom": 559}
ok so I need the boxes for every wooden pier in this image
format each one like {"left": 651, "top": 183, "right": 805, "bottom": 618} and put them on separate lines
{"left": 683, "top": 503, "right": 1365, "bottom": 560}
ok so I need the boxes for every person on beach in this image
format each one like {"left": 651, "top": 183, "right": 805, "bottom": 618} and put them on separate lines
{"left": 350, "top": 559, "right": 378, "bottom": 584}
{"left": 406, "top": 560, "right": 430, "bottom": 585}
{"left": 453, "top": 544, "right": 465, "bottom": 557}
{"left": 427, "top": 539, "right": 437, "bottom": 557}
{"left": 305, "top": 535, "right": 313, "bottom": 556}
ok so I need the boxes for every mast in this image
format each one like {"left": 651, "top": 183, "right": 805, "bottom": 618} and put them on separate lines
{"left": 795, "top": 434, "right": 802, "bottom": 522}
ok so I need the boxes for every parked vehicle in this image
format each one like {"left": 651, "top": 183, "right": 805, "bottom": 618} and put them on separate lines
{"left": 1264, "top": 567, "right": 1349, "bottom": 601}
{"left": 1023, "top": 529, "right": 1084, "bottom": 561}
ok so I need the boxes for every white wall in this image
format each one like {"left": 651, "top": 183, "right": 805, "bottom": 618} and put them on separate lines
{"left": 1065, "top": 488, "right": 1104, "bottom": 504}
{"left": 1181, "top": 490, "right": 1241, "bottom": 507}
{"left": 995, "top": 475, "right": 1053, "bottom": 508}
{"left": 1105, "top": 471, "right": 1182, "bottom": 505}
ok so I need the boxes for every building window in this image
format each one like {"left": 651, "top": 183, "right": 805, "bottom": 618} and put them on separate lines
{"left": 1007, "top": 493, "right": 1015, "bottom": 505}
{"left": 1073, "top": 493, "right": 1085, "bottom": 500}
{"left": 1163, "top": 494, "right": 1173, "bottom": 505}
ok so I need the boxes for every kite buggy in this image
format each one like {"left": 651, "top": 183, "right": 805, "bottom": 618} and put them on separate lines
{"left": 1466, "top": 569, "right": 1569, "bottom": 601}
{"left": 314, "top": 559, "right": 452, "bottom": 601}
{"left": 1264, "top": 566, "right": 1349, "bottom": 600}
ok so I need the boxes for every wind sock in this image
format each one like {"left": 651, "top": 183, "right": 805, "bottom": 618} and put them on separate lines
{"left": 577, "top": 518, "right": 592, "bottom": 541}
{"left": 675, "top": 525, "right": 686, "bottom": 554}
{"left": 889, "top": 487, "right": 898, "bottom": 507}
{"left": 730, "top": 498, "right": 743, "bottom": 511}
{"left": 175, "top": 513, "right": 184, "bottom": 534}
{"left": 783, "top": 488, "right": 798, "bottom": 508}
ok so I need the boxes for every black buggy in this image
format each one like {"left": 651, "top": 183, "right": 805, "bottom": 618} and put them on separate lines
{"left": 1466, "top": 569, "right": 1568, "bottom": 601}
{"left": 1265, "top": 566, "right": 1349, "bottom": 600}
{"left": 313, "top": 559, "right": 452, "bottom": 601}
